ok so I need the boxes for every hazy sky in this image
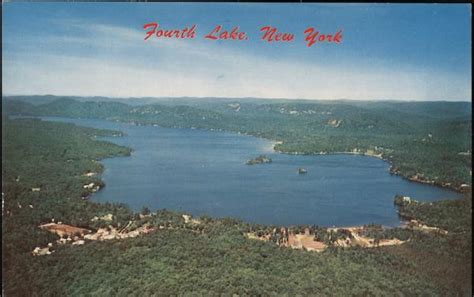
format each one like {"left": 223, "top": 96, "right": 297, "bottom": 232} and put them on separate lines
{"left": 2, "top": 3, "right": 472, "bottom": 101}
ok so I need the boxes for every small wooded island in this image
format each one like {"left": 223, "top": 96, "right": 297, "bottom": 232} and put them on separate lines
{"left": 246, "top": 154, "right": 272, "bottom": 165}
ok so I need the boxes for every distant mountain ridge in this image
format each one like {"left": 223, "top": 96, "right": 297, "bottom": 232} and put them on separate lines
{"left": 3, "top": 95, "right": 472, "bottom": 108}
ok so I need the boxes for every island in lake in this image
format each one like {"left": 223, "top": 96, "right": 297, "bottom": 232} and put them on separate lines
{"left": 246, "top": 154, "right": 272, "bottom": 165}
{"left": 298, "top": 167, "right": 307, "bottom": 174}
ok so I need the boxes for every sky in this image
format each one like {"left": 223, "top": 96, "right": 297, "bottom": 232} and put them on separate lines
{"left": 2, "top": 3, "right": 472, "bottom": 101}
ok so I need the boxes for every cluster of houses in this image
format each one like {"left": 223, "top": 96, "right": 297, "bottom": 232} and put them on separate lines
{"left": 32, "top": 214, "right": 158, "bottom": 256}
{"left": 83, "top": 182, "right": 100, "bottom": 193}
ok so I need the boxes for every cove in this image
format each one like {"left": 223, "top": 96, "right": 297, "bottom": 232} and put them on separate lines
{"left": 40, "top": 117, "right": 462, "bottom": 227}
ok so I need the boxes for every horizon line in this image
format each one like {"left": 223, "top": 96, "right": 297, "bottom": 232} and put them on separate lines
{"left": 2, "top": 94, "right": 472, "bottom": 103}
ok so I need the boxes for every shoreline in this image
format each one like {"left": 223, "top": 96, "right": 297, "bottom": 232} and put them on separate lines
{"left": 55, "top": 114, "right": 467, "bottom": 229}
{"left": 272, "top": 142, "right": 468, "bottom": 194}
{"left": 18, "top": 115, "right": 467, "bottom": 213}
{"left": 18, "top": 114, "right": 470, "bottom": 194}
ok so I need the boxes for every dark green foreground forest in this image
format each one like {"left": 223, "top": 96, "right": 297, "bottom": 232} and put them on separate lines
{"left": 2, "top": 114, "right": 472, "bottom": 295}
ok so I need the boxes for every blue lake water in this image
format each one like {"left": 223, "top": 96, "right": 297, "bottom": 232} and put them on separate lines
{"left": 41, "top": 117, "right": 462, "bottom": 227}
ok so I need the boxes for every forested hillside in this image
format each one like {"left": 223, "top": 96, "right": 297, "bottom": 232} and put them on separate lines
{"left": 2, "top": 114, "right": 471, "bottom": 296}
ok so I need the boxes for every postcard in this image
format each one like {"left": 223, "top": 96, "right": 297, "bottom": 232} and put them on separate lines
{"left": 2, "top": 3, "right": 472, "bottom": 296}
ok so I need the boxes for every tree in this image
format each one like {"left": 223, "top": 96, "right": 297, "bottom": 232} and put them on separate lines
{"left": 141, "top": 206, "right": 151, "bottom": 215}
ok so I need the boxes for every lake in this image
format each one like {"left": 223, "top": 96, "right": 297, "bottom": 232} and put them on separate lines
{"left": 41, "top": 117, "right": 462, "bottom": 227}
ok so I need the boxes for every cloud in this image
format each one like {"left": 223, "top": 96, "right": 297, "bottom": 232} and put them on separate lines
{"left": 2, "top": 20, "right": 471, "bottom": 101}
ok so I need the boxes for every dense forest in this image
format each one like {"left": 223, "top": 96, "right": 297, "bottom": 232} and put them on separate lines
{"left": 2, "top": 112, "right": 471, "bottom": 295}
{"left": 3, "top": 96, "right": 471, "bottom": 190}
